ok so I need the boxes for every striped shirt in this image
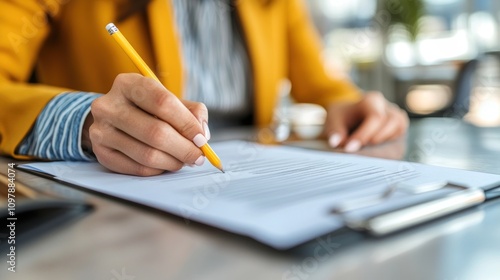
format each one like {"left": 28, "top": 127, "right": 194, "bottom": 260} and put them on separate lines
{"left": 172, "top": 0, "right": 252, "bottom": 121}
{"left": 18, "top": 0, "right": 251, "bottom": 160}
{"left": 18, "top": 92, "right": 100, "bottom": 160}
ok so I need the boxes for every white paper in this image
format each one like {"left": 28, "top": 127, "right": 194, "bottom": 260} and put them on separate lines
{"left": 20, "top": 141, "right": 500, "bottom": 249}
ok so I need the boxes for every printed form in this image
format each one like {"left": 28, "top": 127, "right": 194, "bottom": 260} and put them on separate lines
{"left": 20, "top": 141, "right": 500, "bottom": 249}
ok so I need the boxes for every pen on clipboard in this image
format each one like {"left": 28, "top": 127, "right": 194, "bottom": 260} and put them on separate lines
{"left": 105, "top": 23, "right": 224, "bottom": 173}
{"left": 339, "top": 182, "right": 490, "bottom": 236}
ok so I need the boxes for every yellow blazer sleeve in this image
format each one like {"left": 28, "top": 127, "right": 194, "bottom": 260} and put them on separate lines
{"left": 286, "top": 0, "right": 362, "bottom": 107}
{"left": 0, "top": 0, "right": 71, "bottom": 159}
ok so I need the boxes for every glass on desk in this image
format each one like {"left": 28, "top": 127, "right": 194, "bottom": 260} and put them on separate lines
{"left": 259, "top": 102, "right": 327, "bottom": 144}
{"left": 259, "top": 79, "right": 327, "bottom": 144}
{"left": 289, "top": 103, "right": 327, "bottom": 140}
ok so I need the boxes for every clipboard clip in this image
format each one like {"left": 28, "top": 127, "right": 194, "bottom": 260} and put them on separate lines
{"left": 336, "top": 182, "right": 486, "bottom": 236}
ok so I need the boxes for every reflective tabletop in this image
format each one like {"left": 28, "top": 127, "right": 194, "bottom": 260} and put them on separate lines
{"left": 1, "top": 118, "right": 499, "bottom": 280}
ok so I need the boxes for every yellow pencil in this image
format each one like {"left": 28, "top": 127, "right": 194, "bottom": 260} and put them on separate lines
{"left": 106, "top": 23, "right": 224, "bottom": 173}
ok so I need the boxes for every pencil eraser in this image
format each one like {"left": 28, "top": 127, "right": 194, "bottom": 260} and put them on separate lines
{"left": 106, "top": 23, "right": 118, "bottom": 35}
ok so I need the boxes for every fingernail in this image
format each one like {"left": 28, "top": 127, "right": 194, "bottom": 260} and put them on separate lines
{"left": 328, "top": 133, "right": 342, "bottom": 148}
{"left": 195, "top": 156, "right": 205, "bottom": 166}
{"left": 345, "top": 140, "right": 361, "bottom": 153}
{"left": 193, "top": 133, "right": 207, "bottom": 147}
{"left": 203, "top": 122, "right": 211, "bottom": 140}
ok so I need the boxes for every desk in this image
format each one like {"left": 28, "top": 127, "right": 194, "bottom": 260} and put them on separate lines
{"left": 1, "top": 118, "right": 499, "bottom": 280}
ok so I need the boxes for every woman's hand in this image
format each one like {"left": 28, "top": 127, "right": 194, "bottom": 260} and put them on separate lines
{"left": 325, "top": 92, "right": 409, "bottom": 152}
{"left": 84, "top": 73, "right": 210, "bottom": 176}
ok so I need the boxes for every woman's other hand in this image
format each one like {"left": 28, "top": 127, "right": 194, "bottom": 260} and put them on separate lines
{"left": 325, "top": 92, "right": 409, "bottom": 152}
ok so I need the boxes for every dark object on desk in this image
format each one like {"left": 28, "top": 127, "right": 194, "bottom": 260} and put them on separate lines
{"left": 0, "top": 174, "right": 93, "bottom": 252}
{"left": 0, "top": 192, "right": 92, "bottom": 252}
{"left": 451, "top": 51, "right": 500, "bottom": 118}
{"left": 485, "top": 185, "right": 500, "bottom": 200}
{"left": 450, "top": 58, "right": 478, "bottom": 117}
{"left": 0, "top": 199, "right": 92, "bottom": 252}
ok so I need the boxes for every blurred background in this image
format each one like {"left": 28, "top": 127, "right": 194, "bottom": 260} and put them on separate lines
{"left": 306, "top": 0, "right": 500, "bottom": 127}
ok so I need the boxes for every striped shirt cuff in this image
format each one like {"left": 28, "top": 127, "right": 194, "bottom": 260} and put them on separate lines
{"left": 18, "top": 92, "right": 102, "bottom": 161}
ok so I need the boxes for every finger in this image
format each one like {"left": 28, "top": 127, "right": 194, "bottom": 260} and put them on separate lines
{"left": 101, "top": 127, "right": 188, "bottom": 171}
{"left": 326, "top": 121, "right": 348, "bottom": 148}
{"left": 343, "top": 92, "right": 387, "bottom": 152}
{"left": 182, "top": 100, "right": 209, "bottom": 124}
{"left": 369, "top": 113, "right": 401, "bottom": 145}
{"left": 344, "top": 113, "right": 386, "bottom": 152}
{"left": 93, "top": 145, "right": 165, "bottom": 176}
{"left": 325, "top": 107, "right": 348, "bottom": 148}
{"left": 108, "top": 104, "right": 204, "bottom": 165}
{"left": 182, "top": 100, "right": 210, "bottom": 140}
{"left": 387, "top": 108, "right": 409, "bottom": 141}
{"left": 91, "top": 89, "right": 204, "bottom": 164}
{"left": 120, "top": 75, "right": 206, "bottom": 144}
{"left": 371, "top": 106, "right": 409, "bottom": 144}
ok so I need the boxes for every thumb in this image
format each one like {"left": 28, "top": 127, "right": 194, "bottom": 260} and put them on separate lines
{"left": 325, "top": 111, "right": 348, "bottom": 148}
{"left": 181, "top": 100, "right": 210, "bottom": 140}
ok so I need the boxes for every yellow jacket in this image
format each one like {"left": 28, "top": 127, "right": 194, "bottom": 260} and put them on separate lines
{"left": 0, "top": 0, "right": 360, "bottom": 159}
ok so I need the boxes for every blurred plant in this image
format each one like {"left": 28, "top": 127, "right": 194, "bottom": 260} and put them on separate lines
{"left": 384, "top": 0, "right": 426, "bottom": 42}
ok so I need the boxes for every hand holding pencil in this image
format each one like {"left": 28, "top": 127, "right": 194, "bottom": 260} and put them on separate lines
{"left": 83, "top": 23, "right": 223, "bottom": 176}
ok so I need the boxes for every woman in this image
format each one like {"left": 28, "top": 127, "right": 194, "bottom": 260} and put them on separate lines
{"left": 0, "top": 0, "right": 408, "bottom": 176}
